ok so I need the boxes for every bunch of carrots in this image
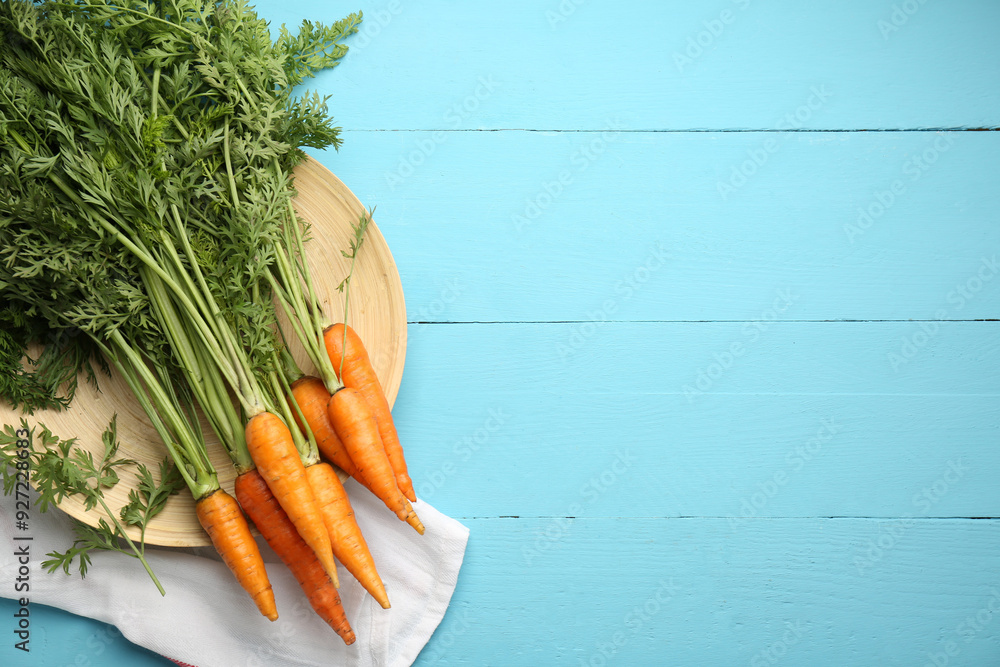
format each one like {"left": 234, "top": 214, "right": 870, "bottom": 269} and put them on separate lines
{"left": 228, "top": 279, "right": 424, "bottom": 643}
{"left": 108, "top": 209, "right": 421, "bottom": 644}
{"left": 0, "top": 0, "right": 425, "bottom": 646}
{"left": 153, "top": 207, "right": 424, "bottom": 643}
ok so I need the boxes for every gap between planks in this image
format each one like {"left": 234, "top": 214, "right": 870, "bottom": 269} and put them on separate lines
{"left": 462, "top": 516, "right": 1000, "bottom": 520}
{"left": 347, "top": 128, "right": 1000, "bottom": 133}
{"left": 408, "top": 319, "right": 1000, "bottom": 325}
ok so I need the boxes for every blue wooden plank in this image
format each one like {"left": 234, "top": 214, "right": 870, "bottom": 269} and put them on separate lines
{"left": 400, "top": 320, "right": 1000, "bottom": 397}
{"left": 396, "top": 322, "right": 1000, "bottom": 519}
{"left": 414, "top": 517, "right": 1000, "bottom": 666}
{"left": 0, "top": 600, "right": 171, "bottom": 666}
{"left": 9, "top": 519, "right": 999, "bottom": 666}
{"left": 255, "top": 0, "right": 1000, "bottom": 130}
{"left": 9, "top": 2, "right": 998, "bottom": 664}
{"left": 310, "top": 130, "right": 1000, "bottom": 323}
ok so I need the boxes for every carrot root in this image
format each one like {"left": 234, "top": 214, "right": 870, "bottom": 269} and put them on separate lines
{"left": 291, "top": 376, "right": 366, "bottom": 486}
{"left": 196, "top": 489, "right": 277, "bottom": 621}
{"left": 306, "top": 462, "right": 390, "bottom": 608}
{"left": 235, "top": 470, "right": 355, "bottom": 642}
{"left": 403, "top": 498, "right": 425, "bottom": 535}
{"left": 324, "top": 323, "right": 416, "bottom": 502}
{"left": 327, "top": 386, "right": 423, "bottom": 533}
{"left": 245, "top": 411, "right": 338, "bottom": 579}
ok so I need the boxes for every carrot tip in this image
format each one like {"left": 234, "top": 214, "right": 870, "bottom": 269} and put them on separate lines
{"left": 372, "top": 588, "right": 391, "bottom": 608}
{"left": 253, "top": 591, "right": 279, "bottom": 622}
{"left": 405, "top": 512, "right": 425, "bottom": 535}
{"left": 321, "top": 556, "right": 340, "bottom": 588}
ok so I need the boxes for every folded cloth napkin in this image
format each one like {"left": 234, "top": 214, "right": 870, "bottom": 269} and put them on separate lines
{"left": 1, "top": 483, "right": 469, "bottom": 667}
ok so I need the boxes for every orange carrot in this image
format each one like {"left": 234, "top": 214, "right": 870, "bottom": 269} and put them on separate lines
{"left": 196, "top": 489, "right": 277, "bottom": 621}
{"left": 305, "top": 461, "right": 390, "bottom": 608}
{"left": 324, "top": 323, "right": 416, "bottom": 502}
{"left": 327, "top": 386, "right": 424, "bottom": 534}
{"left": 235, "top": 469, "right": 356, "bottom": 644}
{"left": 291, "top": 376, "right": 366, "bottom": 485}
{"left": 244, "top": 411, "right": 338, "bottom": 578}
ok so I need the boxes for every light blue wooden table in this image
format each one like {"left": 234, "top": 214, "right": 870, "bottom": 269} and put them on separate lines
{"left": 3, "top": 1, "right": 999, "bottom": 664}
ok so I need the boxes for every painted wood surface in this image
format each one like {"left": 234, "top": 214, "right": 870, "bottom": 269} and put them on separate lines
{"left": 267, "top": 0, "right": 1000, "bottom": 131}
{"left": 321, "top": 131, "right": 1000, "bottom": 323}
{"left": 2, "top": 1, "right": 998, "bottom": 666}
{"left": 9, "top": 519, "right": 999, "bottom": 665}
{"left": 427, "top": 518, "right": 1000, "bottom": 666}
{"left": 397, "top": 322, "right": 1000, "bottom": 522}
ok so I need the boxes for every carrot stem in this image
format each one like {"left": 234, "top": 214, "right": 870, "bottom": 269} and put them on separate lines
{"left": 95, "top": 493, "right": 166, "bottom": 596}
{"left": 266, "top": 356, "right": 319, "bottom": 466}
{"left": 165, "top": 205, "right": 269, "bottom": 417}
{"left": 103, "top": 330, "right": 218, "bottom": 498}
{"left": 265, "top": 158, "right": 343, "bottom": 394}
{"left": 46, "top": 174, "right": 240, "bottom": 394}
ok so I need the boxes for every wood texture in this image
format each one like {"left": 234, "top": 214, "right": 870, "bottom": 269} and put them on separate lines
{"left": 3, "top": 1, "right": 998, "bottom": 666}
{"left": 0, "top": 158, "right": 405, "bottom": 547}
{"left": 6, "top": 518, "right": 999, "bottom": 665}
{"left": 426, "top": 518, "right": 1000, "bottom": 666}
{"left": 396, "top": 322, "right": 1000, "bottom": 520}
{"left": 319, "top": 130, "right": 1000, "bottom": 323}
{"left": 269, "top": 0, "right": 1000, "bottom": 130}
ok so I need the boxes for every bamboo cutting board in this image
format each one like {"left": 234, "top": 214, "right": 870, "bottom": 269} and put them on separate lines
{"left": 3, "top": 157, "right": 407, "bottom": 547}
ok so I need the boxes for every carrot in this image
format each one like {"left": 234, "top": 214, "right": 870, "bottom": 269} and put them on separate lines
{"left": 244, "top": 411, "right": 338, "bottom": 578}
{"left": 327, "top": 386, "right": 424, "bottom": 534}
{"left": 196, "top": 489, "right": 277, "bottom": 621}
{"left": 291, "top": 375, "right": 366, "bottom": 485}
{"left": 324, "top": 323, "right": 416, "bottom": 502}
{"left": 305, "top": 461, "right": 390, "bottom": 608}
{"left": 235, "top": 469, "right": 356, "bottom": 644}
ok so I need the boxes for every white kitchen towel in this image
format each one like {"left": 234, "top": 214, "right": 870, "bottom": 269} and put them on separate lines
{"left": 1, "top": 483, "right": 469, "bottom": 667}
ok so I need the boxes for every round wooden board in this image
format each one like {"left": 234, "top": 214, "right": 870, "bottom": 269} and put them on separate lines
{"left": 3, "top": 157, "right": 407, "bottom": 547}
